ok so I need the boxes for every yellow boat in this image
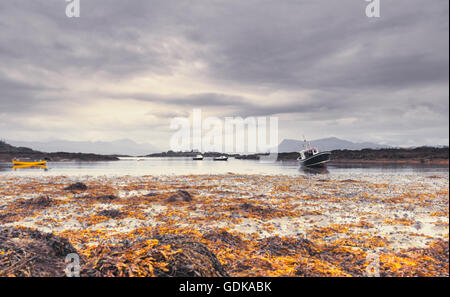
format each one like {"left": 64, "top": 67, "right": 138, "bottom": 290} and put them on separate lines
{"left": 12, "top": 160, "right": 47, "bottom": 166}
{"left": 13, "top": 164, "right": 47, "bottom": 169}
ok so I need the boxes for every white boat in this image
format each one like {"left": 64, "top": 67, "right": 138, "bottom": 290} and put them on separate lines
{"left": 193, "top": 154, "right": 204, "bottom": 160}
{"left": 213, "top": 156, "right": 228, "bottom": 161}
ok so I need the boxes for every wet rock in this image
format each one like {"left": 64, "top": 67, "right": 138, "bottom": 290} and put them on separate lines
{"left": 64, "top": 182, "right": 88, "bottom": 192}
{"left": 21, "top": 195, "right": 53, "bottom": 209}
{"left": 240, "top": 202, "right": 277, "bottom": 216}
{"left": 97, "top": 209, "right": 124, "bottom": 219}
{"left": 413, "top": 221, "right": 423, "bottom": 230}
{"left": 94, "top": 195, "right": 117, "bottom": 202}
{"left": 168, "top": 190, "right": 193, "bottom": 202}
{"left": 144, "top": 192, "right": 158, "bottom": 197}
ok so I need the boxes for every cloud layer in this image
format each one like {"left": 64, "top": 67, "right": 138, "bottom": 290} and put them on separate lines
{"left": 0, "top": 0, "right": 448, "bottom": 149}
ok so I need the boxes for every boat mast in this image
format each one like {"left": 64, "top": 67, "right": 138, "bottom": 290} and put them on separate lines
{"left": 303, "top": 135, "right": 309, "bottom": 150}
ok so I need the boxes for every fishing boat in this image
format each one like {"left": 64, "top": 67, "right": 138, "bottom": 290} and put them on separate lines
{"left": 193, "top": 154, "right": 204, "bottom": 160}
{"left": 12, "top": 159, "right": 47, "bottom": 166}
{"left": 297, "top": 139, "right": 331, "bottom": 168}
{"left": 213, "top": 156, "right": 228, "bottom": 161}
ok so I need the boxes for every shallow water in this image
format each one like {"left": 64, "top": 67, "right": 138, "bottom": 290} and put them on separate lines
{"left": 0, "top": 157, "right": 448, "bottom": 177}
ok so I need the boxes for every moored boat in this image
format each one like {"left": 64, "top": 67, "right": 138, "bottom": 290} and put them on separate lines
{"left": 213, "top": 156, "right": 228, "bottom": 161}
{"left": 12, "top": 159, "right": 47, "bottom": 166}
{"left": 297, "top": 138, "right": 331, "bottom": 168}
{"left": 13, "top": 164, "right": 47, "bottom": 170}
{"left": 193, "top": 154, "right": 204, "bottom": 160}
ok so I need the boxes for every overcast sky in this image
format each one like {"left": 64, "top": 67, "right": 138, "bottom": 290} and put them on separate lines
{"left": 0, "top": 0, "right": 448, "bottom": 150}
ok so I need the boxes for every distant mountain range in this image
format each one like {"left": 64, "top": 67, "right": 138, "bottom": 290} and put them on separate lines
{"left": 8, "top": 139, "right": 157, "bottom": 156}
{"left": 278, "top": 137, "right": 391, "bottom": 153}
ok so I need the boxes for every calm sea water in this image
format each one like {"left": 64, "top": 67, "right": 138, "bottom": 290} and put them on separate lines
{"left": 0, "top": 157, "right": 448, "bottom": 177}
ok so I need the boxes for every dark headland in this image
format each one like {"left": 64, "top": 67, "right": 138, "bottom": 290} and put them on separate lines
{"left": 0, "top": 140, "right": 119, "bottom": 162}
{"left": 237, "top": 147, "right": 449, "bottom": 165}
{"left": 144, "top": 147, "right": 449, "bottom": 165}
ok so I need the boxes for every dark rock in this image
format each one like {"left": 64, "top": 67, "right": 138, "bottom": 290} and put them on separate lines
{"left": 168, "top": 190, "right": 193, "bottom": 202}
{"left": 97, "top": 209, "right": 124, "bottom": 219}
{"left": 144, "top": 192, "right": 158, "bottom": 197}
{"left": 95, "top": 195, "right": 117, "bottom": 202}
{"left": 22, "top": 195, "right": 53, "bottom": 208}
{"left": 240, "top": 202, "right": 276, "bottom": 216}
{"left": 64, "top": 182, "right": 88, "bottom": 192}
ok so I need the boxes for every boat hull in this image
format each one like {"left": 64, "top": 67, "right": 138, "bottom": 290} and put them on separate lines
{"left": 299, "top": 152, "right": 331, "bottom": 168}
{"left": 12, "top": 160, "right": 47, "bottom": 166}
{"left": 213, "top": 157, "right": 228, "bottom": 161}
{"left": 13, "top": 164, "right": 47, "bottom": 169}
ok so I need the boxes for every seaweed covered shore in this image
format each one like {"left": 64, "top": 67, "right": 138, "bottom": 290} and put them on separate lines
{"left": 0, "top": 174, "right": 448, "bottom": 277}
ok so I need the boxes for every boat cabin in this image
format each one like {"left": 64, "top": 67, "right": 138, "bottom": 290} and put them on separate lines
{"left": 299, "top": 148, "right": 319, "bottom": 160}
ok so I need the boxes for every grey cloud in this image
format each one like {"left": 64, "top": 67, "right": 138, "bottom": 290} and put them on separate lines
{"left": 0, "top": 0, "right": 448, "bottom": 146}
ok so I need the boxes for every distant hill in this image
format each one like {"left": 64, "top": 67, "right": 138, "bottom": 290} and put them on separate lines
{"left": 0, "top": 140, "right": 118, "bottom": 162}
{"left": 278, "top": 137, "right": 390, "bottom": 153}
{"left": 0, "top": 140, "right": 39, "bottom": 154}
{"left": 9, "top": 139, "right": 157, "bottom": 156}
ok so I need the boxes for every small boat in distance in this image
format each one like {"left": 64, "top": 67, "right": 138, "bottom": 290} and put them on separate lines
{"left": 213, "top": 156, "right": 228, "bottom": 161}
{"left": 193, "top": 154, "right": 204, "bottom": 160}
{"left": 12, "top": 159, "right": 47, "bottom": 166}
{"left": 297, "top": 138, "right": 331, "bottom": 168}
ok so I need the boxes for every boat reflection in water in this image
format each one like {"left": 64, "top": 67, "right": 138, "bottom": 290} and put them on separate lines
{"left": 13, "top": 164, "right": 48, "bottom": 171}
{"left": 300, "top": 166, "right": 329, "bottom": 175}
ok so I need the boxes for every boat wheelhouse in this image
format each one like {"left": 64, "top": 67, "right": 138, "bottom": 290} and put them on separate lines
{"left": 297, "top": 139, "right": 331, "bottom": 167}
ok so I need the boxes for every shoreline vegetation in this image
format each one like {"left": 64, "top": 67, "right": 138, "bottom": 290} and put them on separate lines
{"left": 146, "top": 147, "right": 449, "bottom": 165}
{"left": 0, "top": 174, "right": 448, "bottom": 277}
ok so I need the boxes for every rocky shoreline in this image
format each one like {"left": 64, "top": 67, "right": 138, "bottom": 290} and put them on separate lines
{"left": 0, "top": 173, "right": 448, "bottom": 277}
